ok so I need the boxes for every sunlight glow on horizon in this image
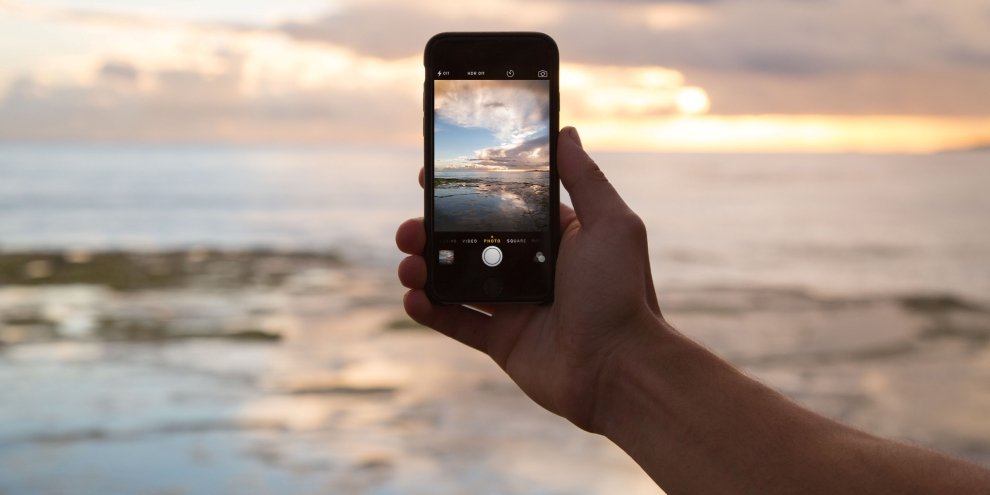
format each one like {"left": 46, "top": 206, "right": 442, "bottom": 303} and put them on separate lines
{"left": 674, "top": 87, "right": 710, "bottom": 115}
{"left": 567, "top": 115, "right": 990, "bottom": 154}
{"left": 1, "top": 0, "right": 988, "bottom": 153}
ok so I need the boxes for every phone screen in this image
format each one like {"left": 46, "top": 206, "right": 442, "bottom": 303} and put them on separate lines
{"left": 425, "top": 33, "right": 558, "bottom": 303}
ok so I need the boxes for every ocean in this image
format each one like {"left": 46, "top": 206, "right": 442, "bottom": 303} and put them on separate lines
{"left": 2, "top": 143, "right": 988, "bottom": 301}
{"left": 1, "top": 144, "right": 989, "bottom": 494}
{"left": 0, "top": 143, "right": 418, "bottom": 261}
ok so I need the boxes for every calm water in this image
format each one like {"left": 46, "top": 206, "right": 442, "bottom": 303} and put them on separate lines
{"left": 2, "top": 144, "right": 990, "bottom": 493}
{"left": 2, "top": 144, "right": 989, "bottom": 299}
{"left": 434, "top": 170, "right": 550, "bottom": 231}
{"left": 0, "top": 144, "right": 418, "bottom": 262}
{"left": 434, "top": 169, "right": 549, "bottom": 184}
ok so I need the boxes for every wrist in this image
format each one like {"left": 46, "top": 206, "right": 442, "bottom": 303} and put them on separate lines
{"left": 589, "top": 313, "right": 838, "bottom": 492}
{"left": 588, "top": 311, "right": 679, "bottom": 437}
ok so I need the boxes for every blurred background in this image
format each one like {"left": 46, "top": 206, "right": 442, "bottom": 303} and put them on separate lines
{"left": 1, "top": 1, "right": 989, "bottom": 493}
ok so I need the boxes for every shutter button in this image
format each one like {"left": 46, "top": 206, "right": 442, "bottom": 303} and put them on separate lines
{"left": 482, "top": 246, "right": 502, "bottom": 267}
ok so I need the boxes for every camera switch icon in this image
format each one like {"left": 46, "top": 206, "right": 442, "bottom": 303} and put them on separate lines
{"left": 537, "top": 70, "right": 548, "bottom": 78}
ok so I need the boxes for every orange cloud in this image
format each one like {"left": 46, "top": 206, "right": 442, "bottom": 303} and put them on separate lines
{"left": 568, "top": 115, "right": 990, "bottom": 153}
{"left": 2, "top": 0, "right": 989, "bottom": 152}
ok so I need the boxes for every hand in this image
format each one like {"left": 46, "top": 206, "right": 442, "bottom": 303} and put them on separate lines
{"left": 398, "top": 128, "right": 990, "bottom": 493}
{"left": 396, "top": 126, "right": 668, "bottom": 431}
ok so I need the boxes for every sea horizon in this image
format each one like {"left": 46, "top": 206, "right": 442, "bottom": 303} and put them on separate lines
{"left": 3, "top": 143, "right": 988, "bottom": 300}
{"left": 3, "top": 143, "right": 990, "bottom": 493}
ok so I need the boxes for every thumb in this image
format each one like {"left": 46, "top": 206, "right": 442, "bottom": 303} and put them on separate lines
{"left": 557, "top": 127, "right": 629, "bottom": 226}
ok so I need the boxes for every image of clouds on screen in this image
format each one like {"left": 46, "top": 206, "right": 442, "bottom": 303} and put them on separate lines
{"left": 434, "top": 80, "right": 550, "bottom": 171}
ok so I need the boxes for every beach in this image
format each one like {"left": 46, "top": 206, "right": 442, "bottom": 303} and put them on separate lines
{"left": 1, "top": 145, "right": 989, "bottom": 494}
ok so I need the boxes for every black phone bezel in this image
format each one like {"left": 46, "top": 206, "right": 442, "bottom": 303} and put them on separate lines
{"left": 423, "top": 32, "right": 560, "bottom": 304}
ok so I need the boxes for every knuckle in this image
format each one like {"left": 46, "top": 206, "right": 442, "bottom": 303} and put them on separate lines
{"left": 617, "top": 212, "right": 647, "bottom": 238}
{"left": 585, "top": 161, "right": 609, "bottom": 184}
{"left": 565, "top": 158, "right": 608, "bottom": 189}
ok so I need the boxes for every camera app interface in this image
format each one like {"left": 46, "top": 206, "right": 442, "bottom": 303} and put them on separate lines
{"left": 432, "top": 75, "right": 552, "bottom": 297}
{"left": 434, "top": 79, "right": 549, "bottom": 232}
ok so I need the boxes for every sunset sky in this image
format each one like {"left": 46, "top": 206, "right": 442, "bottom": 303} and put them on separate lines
{"left": 1, "top": 0, "right": 989, "bottom": 152}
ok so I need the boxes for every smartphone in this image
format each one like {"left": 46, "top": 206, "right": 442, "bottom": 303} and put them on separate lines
{"left": 424, "top": 32, "right": 559, "bottom": 304}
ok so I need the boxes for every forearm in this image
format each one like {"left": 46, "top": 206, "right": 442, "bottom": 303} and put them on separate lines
{"left": 595, "top": 317, "right": 990, "bottom": 494}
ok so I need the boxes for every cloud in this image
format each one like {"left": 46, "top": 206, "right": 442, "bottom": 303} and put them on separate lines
{"left": 686, "top": 67, "right": 990, "bottom": 116}
{"left": 435, "top": 79, "right": 549, "bottom": 143}
{"left": 275, "top": 0, "right": 990, "bottom": 116}
{"left": 434, "top": 80, "right": 550, "bottom": 170}
{"left": 0, "top": 49, "right": 421, "bottom": 144}
{"left": 470, "top": 135, "right": 549, "bottom": 169}
{"left": 99, "top": 61, "right": 139, "bottom": 82}
{"left": 1, "top": 0, "right": 989, "bottom": 150}
{"left": 277, "top": 0, "right": 988, "bottom": 72}
{"left": 280, "top": 4, "right": 440, "bottom": 60}
{"left": 439, "top": 135, "right": 549, "bottom": 171}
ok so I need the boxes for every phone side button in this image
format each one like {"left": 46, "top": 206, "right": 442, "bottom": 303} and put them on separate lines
{"left": 483, "top": 278, "right": 503, "bottom": 297}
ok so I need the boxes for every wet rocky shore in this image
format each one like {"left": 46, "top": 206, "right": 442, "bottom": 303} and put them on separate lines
{"left": 1, "top": 249, "right": 988, "bottom": 494}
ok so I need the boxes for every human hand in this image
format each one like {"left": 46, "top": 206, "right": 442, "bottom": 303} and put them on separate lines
{"left": 396, "top": 126, "right": 668, "bottom": 431}
{"left": 401, "top": 128, "right": 990, "bottom": 493}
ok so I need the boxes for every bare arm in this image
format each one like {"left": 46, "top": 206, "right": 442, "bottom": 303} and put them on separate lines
{"left": 596, "top": 317, "right": 990, "bottom": 494}
{"left": 397, "top": 126, "right": 990, "bottom": 494}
